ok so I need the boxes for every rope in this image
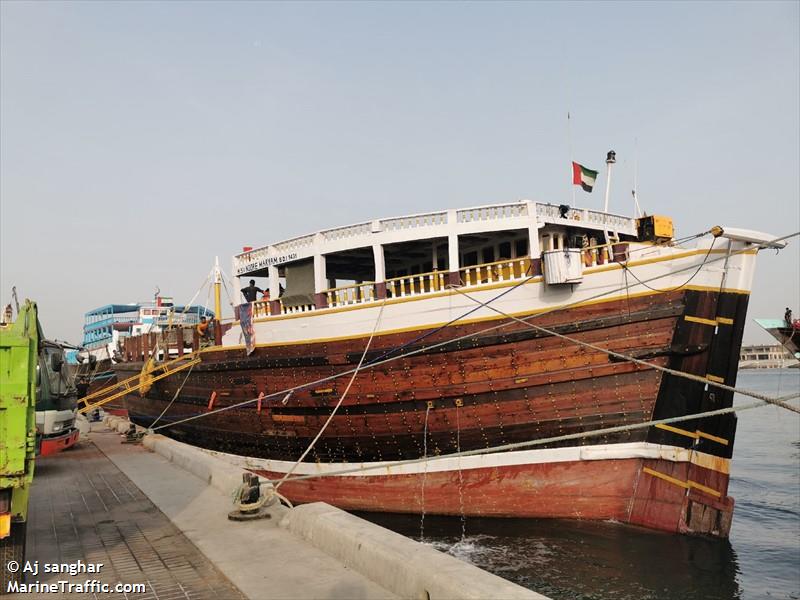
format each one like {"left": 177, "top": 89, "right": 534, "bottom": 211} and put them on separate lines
{"left": 274, "top": 298, "right": 388, "bottom": 491}
{"left": 150, "top": 230, "right": 799, "bottom": 434}
{"left": 449, "top": 286, "right": 800, "bottom": 414}
{"left": 148, "top": 362, "right": 196, "bottom": 430}
{"left": 270, "top": 396, "right": 799, "bottom": 486}
{"left": 619, "top": 237, "right": 717, "bottom": 293}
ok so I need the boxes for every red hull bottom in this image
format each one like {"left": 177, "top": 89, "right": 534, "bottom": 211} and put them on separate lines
{"left": 254, "top": 456, "right": 733, "bottom": 537}
{"left": 39, "top": 428, "right": 79, "bottom": 457}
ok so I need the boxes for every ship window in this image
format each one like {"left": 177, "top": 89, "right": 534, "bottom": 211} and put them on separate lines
{"left": 463, "top": 251, "right": 478, "bottom": 267}
{"left": 482, "top": 247, "right": 495, "bottom": 264}
{"left": 498, "top": 242, "right": 511, "bottom": 260}
{"left": 515, "top": 238, "right": 528, "bottom": 257}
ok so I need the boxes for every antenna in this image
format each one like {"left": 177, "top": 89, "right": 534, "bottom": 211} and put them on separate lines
{"left": 632, "top": 138, "right": 643, "bottom": 218}
{"left": 603, "top": 150, "right": 616, "bottom": 213}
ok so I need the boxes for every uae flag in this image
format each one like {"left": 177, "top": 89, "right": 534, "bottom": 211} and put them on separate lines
{"left": 572, "top": 162, "right": 598, "bottom": 192}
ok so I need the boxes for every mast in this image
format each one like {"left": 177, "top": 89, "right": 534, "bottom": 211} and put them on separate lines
{"left": 603, "top": 150, "right": 616, "bottom": 213}
{"left": 214, "top": 256, "right": 222, "bottom": 322}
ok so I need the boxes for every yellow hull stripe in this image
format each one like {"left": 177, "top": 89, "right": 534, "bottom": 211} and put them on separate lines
{"left": 697, "top": 431, "right": 729, "bottom": 446}
{"left": 684, "top": 315, "right": 718, "bottom": 327}
{"left": 209, "top": 283, "right": 749, "bottom": 353}
{"left": 683, "top": 315, "right": 735, "bottom": 327}
{"left": 244, "top": 247, "right": 752, "bottom": 326}
{"left": 643, "top": 467, "right": 722, "bottom": 497}
{"left": 208, "top": 247, "right": 754, "bottom": 352}
{"left": 655, "top": 423, "right": 729, "bottom": 446}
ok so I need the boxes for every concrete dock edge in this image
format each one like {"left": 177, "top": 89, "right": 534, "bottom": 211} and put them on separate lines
{"left": 104, "top": 416, "right": 548, "bottom": 600}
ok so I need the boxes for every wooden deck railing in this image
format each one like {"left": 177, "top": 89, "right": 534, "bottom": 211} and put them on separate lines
{"left": 460, "top": 258, "right": 532, "bottom": 287}
{"left": 386, "top": 271, "right": 446, "bottom": 298}
{"left": 326, "top": 283, "right": 376, "bottom": 308}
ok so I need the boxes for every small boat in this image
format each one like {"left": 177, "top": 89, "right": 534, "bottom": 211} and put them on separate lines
{"left": 73, "top": 296, "right": 212, "bottom": 414}
{"left": 110, "top": 200, "right": 785, "bottom": 538}
{"left": 754, "top": 317, "right": 800, "bottom": 362}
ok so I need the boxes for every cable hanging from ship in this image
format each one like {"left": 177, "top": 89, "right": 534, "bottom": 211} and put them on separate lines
{"left": 274, "top": 298, "right": 388, "bottom": 491}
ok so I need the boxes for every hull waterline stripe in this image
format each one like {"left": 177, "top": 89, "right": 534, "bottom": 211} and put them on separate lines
{"left": 206, "top": 441, "right": 732, "bottom": 478}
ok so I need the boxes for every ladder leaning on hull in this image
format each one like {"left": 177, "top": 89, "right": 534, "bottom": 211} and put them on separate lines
{"left": 78, "top": 352, "right": 201, "bottom": 414}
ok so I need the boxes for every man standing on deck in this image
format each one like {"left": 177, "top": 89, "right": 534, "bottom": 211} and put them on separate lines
{"left": 241, "top": 279, "right": 264, "bottom": 303}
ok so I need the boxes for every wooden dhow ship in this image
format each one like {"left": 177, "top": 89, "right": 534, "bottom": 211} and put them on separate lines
{"left": 99, "top": 200, "right": 785, "bottom": 538}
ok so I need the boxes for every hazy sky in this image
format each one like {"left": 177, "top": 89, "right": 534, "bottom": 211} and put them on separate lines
{"left": 1, "top": 1, "right": 798, "bottom": 345}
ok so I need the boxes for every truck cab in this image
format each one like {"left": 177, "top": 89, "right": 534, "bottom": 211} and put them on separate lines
{"left": 35, "top": 340, "right": 80, "bottom": 456}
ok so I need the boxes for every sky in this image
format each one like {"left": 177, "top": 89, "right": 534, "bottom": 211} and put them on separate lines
{"left": 1, "top": 1, "right": 798, "bottom": 346}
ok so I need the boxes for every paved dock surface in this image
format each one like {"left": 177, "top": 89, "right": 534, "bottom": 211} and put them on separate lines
{"left": 27, "top": 438, "right": 245, "bottom": 599}
{"left": 25, "top": 425, "right": 397, "bottom": 600}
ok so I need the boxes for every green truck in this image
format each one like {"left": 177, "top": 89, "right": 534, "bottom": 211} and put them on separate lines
{"left": 0, "top": 300, "right": 39, "bottom": 588}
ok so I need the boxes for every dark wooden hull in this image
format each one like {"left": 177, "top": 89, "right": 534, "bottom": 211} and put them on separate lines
{"left": 117, "top": 287, "right": 749, "bottom": 537}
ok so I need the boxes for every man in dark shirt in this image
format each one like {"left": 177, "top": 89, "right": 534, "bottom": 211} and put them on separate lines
{"left": 241, "top": 280, "right": 264, "bottom": 303}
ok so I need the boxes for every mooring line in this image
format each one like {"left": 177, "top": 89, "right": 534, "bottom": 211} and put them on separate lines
{"left": 267, "top": 396, "right": 799, "bottom": 486}
{"left": 273, "top": 299, "right": 388, "bottom": 491}
{"left": 149, "top": 231, "right": 798, "bottom": 433}
{"left": 450, "top": 286, "right": 800, "bottom": 415}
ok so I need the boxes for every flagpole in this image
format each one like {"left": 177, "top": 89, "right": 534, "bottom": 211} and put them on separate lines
{"left": 632, "top": 138, "right": 642, "bottom": 217}
{"left": 567, "top": 112, "right": 576, "bottom": 206}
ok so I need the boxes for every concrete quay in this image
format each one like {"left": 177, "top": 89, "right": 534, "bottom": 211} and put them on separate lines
{"left": 70, "top": 416, "right": 548, "bottom": 600}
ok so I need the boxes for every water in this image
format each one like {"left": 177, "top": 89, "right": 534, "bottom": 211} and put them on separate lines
{"left": 357, "top": 370, "right": 800, "bottom": 600}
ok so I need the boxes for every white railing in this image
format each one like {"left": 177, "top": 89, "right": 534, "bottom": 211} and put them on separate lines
{"left": 460, "top": 258, "right": 532, "bottom": 287}
{"left": 273, "top": 234, "right": 315, "bottom": 254}
{"left": 323, "top": 222, "right": 372, "bottom": 242}
{"left": 380, "top": 211, "right": 448, "bottom": 232}
{"left": 456, "top": 203, "right": 528, "bottom": 223}
{"left": 250, "top": 300, "right": 315, "bottom": 318}
{"left": 280, "top": 302, "right": 316, "bottom": 315}
{"left": 386, "top": 271, "right": 447, "bottom": 298}
{"left": 535, "top": 203, "right": 637, "bottom": 235}
{"left": 325, "top": 283, "right": 377, "bottom": 307}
